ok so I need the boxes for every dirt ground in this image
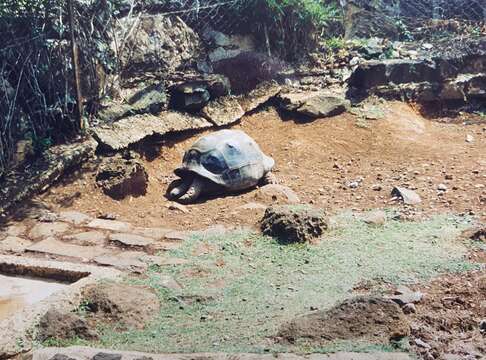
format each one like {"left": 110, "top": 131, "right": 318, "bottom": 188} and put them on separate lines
{"left": 37, "top": 101, "right": 485, "bottom": 229}
{"left": 410, "top": 271, "right": 486, "bottom": 359}
{"left": 14, "top": 101, "right": 484, "bottom": 359}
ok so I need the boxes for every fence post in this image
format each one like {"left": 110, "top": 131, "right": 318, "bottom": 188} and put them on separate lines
{"left": 67, "top": 0, "right": 84, "bottom": 130}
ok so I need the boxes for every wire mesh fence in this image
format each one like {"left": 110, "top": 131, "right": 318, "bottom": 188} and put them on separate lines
{"left": 0, "top": 0, "right": 485, "bottom": 177}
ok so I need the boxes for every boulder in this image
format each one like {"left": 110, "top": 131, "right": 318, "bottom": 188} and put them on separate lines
{"left": 96, "top": 156, "right": 148, "bottom": 200}
{"left": 344, "top": 3, "right": 399, "bottom": 40}
{"left": 261, "top": 205, "right": 328, "bottom": 244}
{"left": 278, "top": 296, "right": 410, "bottom": 345}
{"left": 170, "top": 75, "right": 231, "bottom": 112}
{"left": 112, "top": 15, "right": 201, "bottom": 77}
{"left": 128, "top": 83, "right": 167, "bottom": 114}
{"left": 278, "top": 92, "right": 350, "bottom": 119}
{"left": 93, "top": 112, "right": 212, "bottom": 150}
{"left": 237, "top": 81, "right": 281, "bottom": 113}
{"left": 349, "top": 59, "right": 440, "bottom": 90}
{"left": 213, "top": 52, "right": 285, "bottom": 94}
{"left": 97, "top": 104, "right": 135, "bottom": 123}
{"left": 201, "top": 96, "right": 245, "bottom": 126}
{"left": 297, "top": 95, "right": 350, "bottom": 118}
{"left": 203, "top": 29, "right": 256, "bottom": 63}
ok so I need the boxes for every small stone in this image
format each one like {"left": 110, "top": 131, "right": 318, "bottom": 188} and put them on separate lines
{"left": 98, "top": 213, "right": 118, "bottom": 220}
{"left": 372, "top": 184, "right": 383, "bottom": 191}
{"left": 92, "top": 353, "right": 122, "bottom": 360}
{"left": 414, "top": 338, "right": 431, "bottom": 349}
{"left": 87, "top": 219, "right": 132, "bottom": 232}
{"left": 49, "top": 355, "right": 76, "bottom": 360}
{"left": 37, "top": 211, "right": 59, "bottom": 222}
{"left": 437, "top": 184, "right": 448, "bottom": 191}
{"left": 236, "top": 202, "right": 267, "bottom": 211}
{"left": 480, "top": 319, "right": 486, "bottom": 333}
{"left": 402, "top": 303, "right": 416, "bottom": 314}
{"left": 29, "top": 222, "right": 71, "bottom": 239}
{"left": 388, "top": 286, "right": 424, "bottom": 306}
{"left": 109, "top": 233, "right": 155, "bottom": 249}
{"left": 350, "top": 57, "right": 360, "bottom": 66}
{"left": 391, "top": 187, "right": 422, "bottom": 205}
{"left": 167, "top": 202, "right": 189, "bottom": 213}
{"left": 58, "top": 211, "right": 91, "bottom": 225}
{"left": 466, "top": 134, "right": 474, "bottom": 143}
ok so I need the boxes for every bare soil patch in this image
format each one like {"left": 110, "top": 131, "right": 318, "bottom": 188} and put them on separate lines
{"left": 409, "top": 271, "right": 486, "bottom": 359}
{"left": 32, "top": 102, "right": 485, "bottom": 231}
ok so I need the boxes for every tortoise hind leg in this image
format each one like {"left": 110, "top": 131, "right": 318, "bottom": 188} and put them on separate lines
{"left": 262, "top": 172, "right": 278, "bottom": 185}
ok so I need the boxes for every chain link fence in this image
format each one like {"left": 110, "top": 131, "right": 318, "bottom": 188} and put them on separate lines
{"left": 0, "top": 0, "right": 485, "bottom": 178}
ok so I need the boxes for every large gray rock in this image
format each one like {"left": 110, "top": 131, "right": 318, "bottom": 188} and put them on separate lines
{"left": 0, "top": 139, "right": 97, "bottom": 215}
{"left": 170, "top": 75, "right": 231, "bottom": 112}
{"left": 297, "top": 95, "right": 350, "bottom": 118}
{"left": 201, "top": 96, "right": 245, "bottom": 126}
{"left": 344, "top": 3, "right": 399, "bottom": 40}
{"left": 112, "top": 15, "right": 202, "bottom": 77}
{"left": 128, "top": 83, "right": 167, "bottom": 114}
{"left": 278, "top": 92, "right": 350, "bottom": 119}
{"left": 93, "top": 112, "right": 212, "bottom": 150}
{"left": 348, "top": 40, "right": 486, "bottom": 102}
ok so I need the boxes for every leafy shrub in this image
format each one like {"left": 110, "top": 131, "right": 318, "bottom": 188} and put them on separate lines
{"left": 234, "top": 0, "right": 342, "bottom": 61}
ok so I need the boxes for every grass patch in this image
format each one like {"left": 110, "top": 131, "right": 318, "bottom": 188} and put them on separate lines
{"left": 55, "top": 212, "right": 477, "bottom": 353}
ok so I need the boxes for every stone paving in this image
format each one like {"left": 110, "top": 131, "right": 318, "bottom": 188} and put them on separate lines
{"left": 0, "top": 210, "right": 204, "bottom": 273}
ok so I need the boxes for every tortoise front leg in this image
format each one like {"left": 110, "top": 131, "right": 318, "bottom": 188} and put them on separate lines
{"left": 178, "top": 176, "right": 205, "bottom": 204}
{"left": 169, "top": 177, "right": 192, "bottom": 199}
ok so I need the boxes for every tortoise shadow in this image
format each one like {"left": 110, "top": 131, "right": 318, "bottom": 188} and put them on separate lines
{"left": 164, "top": 178, "right": 260, "bottom": 205}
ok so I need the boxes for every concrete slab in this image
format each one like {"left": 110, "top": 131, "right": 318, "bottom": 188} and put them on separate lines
{"left": 26, "top": 238, "right": 109, "bottom": 261}
{"left": 33, "top": 347, "right": 413, "bottom": 360}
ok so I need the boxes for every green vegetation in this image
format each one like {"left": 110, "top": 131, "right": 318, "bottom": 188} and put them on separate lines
{"left": 324, "top": 37, "right": 347, "bottom": 51}
{"left": 49, "top": 212, "right": 479, "bottom": 354}
{"left": 236, "top": 0, "right": 342, "bottom": 60}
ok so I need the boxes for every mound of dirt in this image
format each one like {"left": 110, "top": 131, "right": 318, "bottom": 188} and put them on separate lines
{"left": 261, "top": 205, "right": 327, "bottom": 244}
{"left": 82, "top": 283, "right": 160, "bottom": 330}
{"left": 96, "top": 156, "right": 148, "bottom": 200}
{"left": 278, "top": 296, "right": 410, "bottom": 346}
{"left": 37, "top": 309, "right": 98, "bottom": 342}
